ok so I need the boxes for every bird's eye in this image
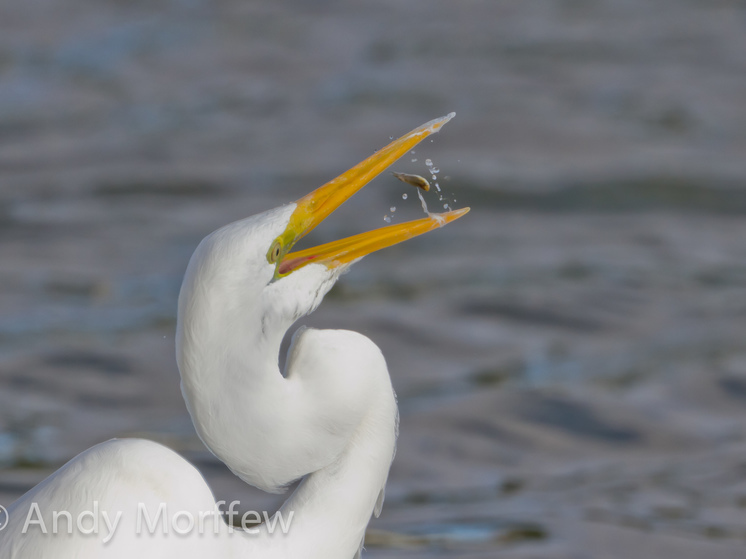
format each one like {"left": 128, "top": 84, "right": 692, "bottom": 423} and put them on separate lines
{"left": 267, "top": 240, "right": 283, "bottom": 264}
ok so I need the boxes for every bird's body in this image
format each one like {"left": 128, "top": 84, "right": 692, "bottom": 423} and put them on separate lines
{"left": 0, "top": 114, "right": 467, "bottom": 558}
{"left": 0, "top": 439, "right": 237, "bottom": 559}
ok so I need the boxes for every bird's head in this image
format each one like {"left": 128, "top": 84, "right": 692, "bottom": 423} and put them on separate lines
{"left": 178, "top": 114, "right": 468, "bottom": 362}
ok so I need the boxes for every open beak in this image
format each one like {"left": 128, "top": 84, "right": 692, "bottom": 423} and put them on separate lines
{"left": 270, "top": 112, "right": 470, "bottom": 277}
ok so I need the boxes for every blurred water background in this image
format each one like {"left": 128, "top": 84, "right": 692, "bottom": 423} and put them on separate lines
{"left": 2, "top": 1, "right": 746, "bottom": 557}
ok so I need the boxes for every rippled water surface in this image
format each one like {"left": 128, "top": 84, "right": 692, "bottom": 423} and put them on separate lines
{"left": 2, "top": 1, "right": 746, "bottom": 557}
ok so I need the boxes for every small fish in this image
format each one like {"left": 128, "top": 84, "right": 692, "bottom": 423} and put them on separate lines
{"left": 391, "top": 172, "right": 431, "bottom": 192}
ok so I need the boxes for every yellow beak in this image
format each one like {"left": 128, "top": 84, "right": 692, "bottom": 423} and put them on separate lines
{"left": 271, "top": 113, "right": 470, "bottom": 277}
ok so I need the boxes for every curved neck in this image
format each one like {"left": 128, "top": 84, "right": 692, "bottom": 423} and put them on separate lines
{"left": 243, "top": 386, "right": 398, "bottom": 559}
{"left": 177, "top": 283, "right": 295, "bottom": 490}
{"left": 177, "top": 271, "right": 391, "bottom": 495}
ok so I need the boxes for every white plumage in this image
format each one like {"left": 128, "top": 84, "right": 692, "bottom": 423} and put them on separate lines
{"left": 0, "top": 114, "right": 467, "bottom": 558}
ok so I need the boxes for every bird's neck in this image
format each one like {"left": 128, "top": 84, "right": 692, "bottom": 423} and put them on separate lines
{"left": 176, "top": 277, "right": 291, "bottom": 487}
{"left": 269, "top": 386, "right": 397, "bottom": 559}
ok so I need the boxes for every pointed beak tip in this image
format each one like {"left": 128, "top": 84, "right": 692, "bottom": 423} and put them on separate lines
{"left": 423, "top": 112, "right": 456, "bottom": 135}
{"left": 442, "top": 206, "right": 471, "bottom": 218}
{"left": 431, "top": 206, "right": 470, "bottom": 227}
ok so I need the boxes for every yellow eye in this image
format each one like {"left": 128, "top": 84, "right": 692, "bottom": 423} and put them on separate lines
{"left": 267, "top": 240, "right": 282, "bottom": 264}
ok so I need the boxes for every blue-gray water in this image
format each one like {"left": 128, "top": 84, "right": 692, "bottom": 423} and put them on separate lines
{"left": 2, "top": 1, "right": 746, "bottom": 557}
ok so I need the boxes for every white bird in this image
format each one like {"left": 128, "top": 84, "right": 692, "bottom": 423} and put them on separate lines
{"left": 0, "top": 114, "right": 468, "bottom": 559}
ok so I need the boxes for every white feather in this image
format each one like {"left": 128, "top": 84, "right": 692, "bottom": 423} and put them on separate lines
{"left": 1, "top": 204, "right": 398, "bottom": 559}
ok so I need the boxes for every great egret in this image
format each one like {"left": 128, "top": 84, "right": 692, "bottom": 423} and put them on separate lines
{"left": 0, "top": 114, "right": 468, "bottom": 558}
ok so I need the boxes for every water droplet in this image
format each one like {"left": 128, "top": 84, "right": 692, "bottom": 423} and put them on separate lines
{"left": 417, "top": 189, "right": 430, "bottom": 216}
{"left": 390, "top": 206, "right": 396, "bottom": 212}
{"left": 443, "top": 203, "right": 450, "bottom": 210}
{"left": 383, "top": 215, "right": 391, "bottom": 223}
{"left": 389, "top": 136, "right": 394, "bottom": 140}
{"left": 431, "top": 174, "right": 437, "bottom": 180}
{"left": 431, "top": 167, "right": 439, "bottom": 174}
{"left": 402, "top": 193, "right": 408, "bottom": 200}
{"left": 435, "top": 182, "right": 441, "bottom": 192}
{"left": 411, "top": 150, "right": 416, "bottom": 154}
{"left": 453, "top": 198, "right": 457, "bottom": 202}
{"left": 411, "top": 158, "right": 417, "bottom": 162}
{"left": 425, "top": 158, "right": 433, "bottom": 167}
